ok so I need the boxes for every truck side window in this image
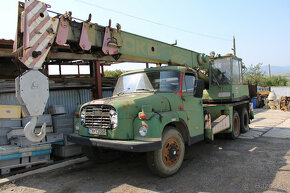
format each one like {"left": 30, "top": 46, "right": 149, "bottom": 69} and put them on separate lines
{"left": 232, "top": 59, "right": 241, "bottom": 84}
{"left": 185, "top": 74, "right": 195, "bottom": 93}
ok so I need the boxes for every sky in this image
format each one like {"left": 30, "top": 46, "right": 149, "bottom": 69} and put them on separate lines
{"left": 1, "top": 0, "right": 290, "bottom": 72}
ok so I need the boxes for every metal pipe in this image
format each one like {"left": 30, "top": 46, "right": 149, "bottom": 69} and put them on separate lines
{"left": 94, "top": 61, "right": 102, "bottom": 99}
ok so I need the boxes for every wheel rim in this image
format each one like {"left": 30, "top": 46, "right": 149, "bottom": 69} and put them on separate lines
{"left": 234, "top": 115, "right": 239, "bottom": 136}
{"left": 162, "top": 137, "right": 180, "bottom": 167}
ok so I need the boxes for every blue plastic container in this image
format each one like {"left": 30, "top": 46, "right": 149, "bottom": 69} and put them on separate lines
{"left": 251, "top": 99, "right": 256, "bottom": 109}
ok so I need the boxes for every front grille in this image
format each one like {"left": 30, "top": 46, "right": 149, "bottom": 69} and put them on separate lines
{"left": 81, "top": 105, "right": 114, "bottom": 129}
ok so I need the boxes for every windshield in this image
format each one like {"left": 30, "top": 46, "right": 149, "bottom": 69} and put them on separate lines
{"left": 211, "top": 58, "right": 231, "bottom": 85}
{"left": 113, "top": 71, "right": 181, "bottom": 95}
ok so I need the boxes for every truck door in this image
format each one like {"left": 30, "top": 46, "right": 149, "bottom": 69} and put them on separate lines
{"left": 181, "top": 73, "right": 204, "bottom": 142}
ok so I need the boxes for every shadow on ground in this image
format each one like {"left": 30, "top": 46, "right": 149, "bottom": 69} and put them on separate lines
{"left": 1, "top": 136, "right": 289, "bottom": 193}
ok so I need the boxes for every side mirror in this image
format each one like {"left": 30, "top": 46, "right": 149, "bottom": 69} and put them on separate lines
{"left": 194, "top": 80, "right": 204, "bottom": 98}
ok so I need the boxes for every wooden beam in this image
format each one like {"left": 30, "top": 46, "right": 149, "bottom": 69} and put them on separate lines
{"left": 0, "top": 48, "right": 14, "bottom": 58}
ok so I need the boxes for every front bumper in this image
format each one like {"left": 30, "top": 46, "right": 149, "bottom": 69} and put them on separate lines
{"left": 67, "top": 134, "right": 162, "bottom": 152}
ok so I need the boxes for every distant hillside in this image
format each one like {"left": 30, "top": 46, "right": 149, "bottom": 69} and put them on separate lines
{"left": 260, "top": 65, "right": 290, "bottom": 75}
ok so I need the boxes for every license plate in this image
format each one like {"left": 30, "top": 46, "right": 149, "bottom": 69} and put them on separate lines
{"left": 88, "top": 128, "right": 107, "bottom": 136}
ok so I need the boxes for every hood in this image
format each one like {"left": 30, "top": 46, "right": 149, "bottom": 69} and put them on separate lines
{"left": 87, "top": 93, "right": 170, "bottom": 119}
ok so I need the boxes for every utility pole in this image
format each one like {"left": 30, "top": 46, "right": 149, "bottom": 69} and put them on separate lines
{"left": 268, "top": 64, "right": 271, "bottom": 78}
{"left": 232, "top": 36, "right": 236, "bottom": 56}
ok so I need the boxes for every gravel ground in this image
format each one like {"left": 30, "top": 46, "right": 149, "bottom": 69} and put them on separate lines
{"left": 0, "top": 109, "right": 289, "bottom": 193}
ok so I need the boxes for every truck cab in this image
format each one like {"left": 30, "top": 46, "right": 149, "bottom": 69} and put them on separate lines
{"left": 71, "top": 66, "right": 204, "bottom": 142}
{"left": 69, "top": 66, "right": 206, "bottom": 176}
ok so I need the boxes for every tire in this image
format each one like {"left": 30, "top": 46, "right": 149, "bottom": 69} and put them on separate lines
{"left": 227, "top": 110, "right": 240, "bottom": 140}
{"left": 82, "top": 146, "right": 120, "bottom": 163}
{"left": 146, "top": 126, "right": 185, "bottom": 177}
{"left": 240, "top": 107, "right": 249, "bottom": 133}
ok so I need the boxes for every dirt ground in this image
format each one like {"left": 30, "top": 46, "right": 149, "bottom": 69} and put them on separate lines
{"left": 0, "top": 109, "right": 289, "bottom": 193}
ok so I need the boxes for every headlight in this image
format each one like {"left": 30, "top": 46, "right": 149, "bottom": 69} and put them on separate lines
{"left": 110, "top": 109, "right": 118, "bottom": 128}
{"left": 80, "top": 109, "right": 86, "bottom": 125}
{"left": 139, "top": 125, "right": 148, "bottom": 137}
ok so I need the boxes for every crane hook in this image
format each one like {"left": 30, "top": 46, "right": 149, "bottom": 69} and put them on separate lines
{"left": 24, "top": 116, "right": 46, "bottom": 142}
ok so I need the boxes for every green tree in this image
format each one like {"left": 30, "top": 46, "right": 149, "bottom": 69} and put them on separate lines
{"left": 267, "top": 76, "right": 287, "bottom": 86}
{"left": 243, "top": 63, "right": 287, "bottom": 86}
{"left": 104, "top": 70, "right": 124, "bottom": 78}
{"left": 243, "top": 63, "right": 266, "bottom": 85}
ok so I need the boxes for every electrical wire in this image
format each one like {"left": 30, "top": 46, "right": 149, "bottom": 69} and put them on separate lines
{"left": 76, "top": 0, "right": 232, "bottom": 42}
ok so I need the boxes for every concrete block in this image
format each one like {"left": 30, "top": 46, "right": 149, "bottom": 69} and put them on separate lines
{"left": 52, "top": 114, "right": 73, "bottom": 129}
{"left": 10, "top": 137, "right": 44, "bottom": 147}
{"left": 54, "top": 127, "right": 73, "bottom": 135}
{"left": 30, "top": 154, "right": 50, "bottom": 163}
{"left": 10, "top": 133, "right": 63, "bottom": 147}
{"left": 48, "top": 105, "right": 66, "bottom": 115}
{"left": 0, "top": 127, "right": 12, "bottom": 145}
{"left": 52, "top": 144, "right": 82, "bottom": 158}
{"left": 63, "top": 135, "right": 75, "bottom": 146}
{"left": 45, "top": 133, "right": 64, "bottom": 143}
{"left": 0, "top": 158, "right": 20, "bottom": 167}
{"left": 0, "top": 136, "right": 8, "bottom": 146}
{"left": 0, "top": 119, "right": 21, "bottom": 128}
{"left": 22, "top": 114, "right": 52, "bottom": 127}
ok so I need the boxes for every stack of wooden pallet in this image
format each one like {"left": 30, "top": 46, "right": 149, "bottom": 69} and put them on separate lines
{"left": 0, "top": 104, "right": 83, "bottom": 175}
{"left": 0, "top": 144, "right": 52, "bottom": 175}
{"left": 0, "top": 105, "right": 53, "bottom": 175}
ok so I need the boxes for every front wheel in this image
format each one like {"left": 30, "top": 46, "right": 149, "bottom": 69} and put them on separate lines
{"left": 146, "top": 126, "right": 185, "bottom": 177}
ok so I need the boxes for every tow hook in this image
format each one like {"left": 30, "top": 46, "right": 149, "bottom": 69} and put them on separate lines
{"left": 24, "top": 116, "right": 46, "bottom": 142}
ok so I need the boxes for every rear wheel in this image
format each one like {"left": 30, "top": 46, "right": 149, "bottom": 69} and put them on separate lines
{"left": 227, "top": 110, "right": 240, "bottom": 139}
{"left": 146, "top": 126, "right": 185, "bottom": 177}
{"left": 240, "top": 107, "right": 249, "bottom": 133}
{"left": 82, "top": 146, "right": 120, "bottom": 163}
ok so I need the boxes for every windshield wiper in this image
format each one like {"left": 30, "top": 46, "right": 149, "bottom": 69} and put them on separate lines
{"left": 117, "top": 88, "right": 131, "bottom": 96}
{"left": 135, "top": 88, "right": 154, "bottom": 92}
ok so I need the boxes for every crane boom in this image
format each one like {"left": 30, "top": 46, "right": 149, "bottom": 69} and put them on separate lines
{"left": 14, "top": 0, "right": 210, "bottom": 71}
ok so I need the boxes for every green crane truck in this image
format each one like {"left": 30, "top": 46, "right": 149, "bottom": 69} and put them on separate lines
{"left": 68, "top": 54, "right": 253, "bottom": 177}
{"left": 14, "top": 0, "right": 253, "bottom": 177}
